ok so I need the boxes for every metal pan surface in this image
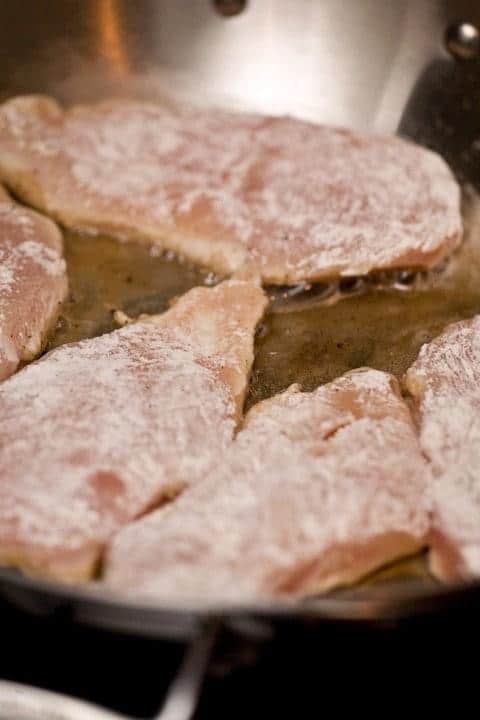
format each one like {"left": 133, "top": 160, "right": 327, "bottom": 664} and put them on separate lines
{"left": 1, "top": 0, "right": 480, "bottom": 634}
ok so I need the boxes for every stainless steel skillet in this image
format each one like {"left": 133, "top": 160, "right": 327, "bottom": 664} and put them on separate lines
{"left": 0, "top": 0, "right": 480, "bottom": 649}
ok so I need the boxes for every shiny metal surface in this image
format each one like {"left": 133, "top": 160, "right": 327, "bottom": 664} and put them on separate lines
{"left": 0, "top": 0, "right": 480, "bottom": 630}
{"left": 445, "top": 21, "right": 480, "bottom": 60}
{"left": 0, "top": 0, "right": 476, "bottom": 133}
{"left": 212, "top": 0, "right": 248, "bottom": 18}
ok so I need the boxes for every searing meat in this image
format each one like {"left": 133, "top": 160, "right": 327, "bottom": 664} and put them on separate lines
{"left": 104, "top": 369, "right": 430, "bottom": 602}
{"left": 405, "top": 315, "right": 480, "bottom": 582}
{"left": 0, "top": 185, "right": 67, "bottom": 381}
{"left": 0, "top": 278, "right": 266, "bottom": 582}
{"left": 0, "top": 95, "right": 462, "bottom": 284}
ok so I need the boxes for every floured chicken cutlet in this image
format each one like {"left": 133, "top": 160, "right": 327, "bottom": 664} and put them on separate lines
{"left": 0, "top": 95, "right": 462, "bottom": 285}
{"left": 405, "top": 315, "right": 480, "bottom": 582}
{"left": 0, "top": 278, "right": 266, "bottom": 582}
{"left": 104, "top": 369, "right": 430, "bottom": 602}
{"left": 0, "top": 185, "right": 67, "bottom": 380}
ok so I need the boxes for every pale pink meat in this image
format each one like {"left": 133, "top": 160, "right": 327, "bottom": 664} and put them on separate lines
{"left": 0, "top": 95, "right": 462, "bottom": 284}
{"left": 104, "top": 369, "right": 430, "bottom": 602}
{"left": 405, "top": 315, "right": 480, "bottom": 582}
{"left": 0, "top": 278, "right": 266, "bottom": 582}
{"left": 0, "top": 185, "right": 67, "bottom": 380}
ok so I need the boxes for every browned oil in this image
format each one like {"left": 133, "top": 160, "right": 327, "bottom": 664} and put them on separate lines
{"left": 46, "top": 192, "right": 480, "bottom": 591}
{"left": 247, "top": 193, "right": 480, "bottom": 410}
{"left": 47, "top": 232, "right": 210, "bottom": 351}
{"left": 330, "top": 552, "right": 432, "bottom": 599}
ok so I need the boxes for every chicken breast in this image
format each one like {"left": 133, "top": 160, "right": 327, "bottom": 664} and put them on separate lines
{"left": 0, "top": 278, "right": 266, "bottom": 582}
{"left": 0, "top": 185, "right": 67, "bottom": 381}
{"left": 405, "top": 315, "right": 480, "bottom": 582}
{"left": 0, "top": 95, "right": 462, "bottom": 285}
{"left": 104, "top": 369, "right": 430, "bottom": 602}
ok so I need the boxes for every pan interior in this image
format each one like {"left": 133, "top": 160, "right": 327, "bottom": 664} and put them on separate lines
{"left": 39, "top": 187, "right": 480, "bottom": 598}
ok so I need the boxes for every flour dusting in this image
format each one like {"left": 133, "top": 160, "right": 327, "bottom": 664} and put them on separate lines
{"left": 0, "top": 95, "right": 463, "bottom": 284}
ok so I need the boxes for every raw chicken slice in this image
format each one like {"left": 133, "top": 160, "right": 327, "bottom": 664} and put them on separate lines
{"left": 0, "top": 185, "right": 67, "bottom": 381}
{"left": 405, "top": 315, "right": 480, "bottom": 582}
{"left": 0, "top": 278, "right": 266, "bottom": 582}
{"left": 104, "top": 369, "right": 430, "bottom": 602}
{"left": 0, "top": 95, "right": 462, "bottom": 285}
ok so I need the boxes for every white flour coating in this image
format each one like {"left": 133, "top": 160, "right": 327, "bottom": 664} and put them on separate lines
{"left": 16, "top": 239, "right": 66, "bottom": 276}
{"left": 0, "top": 96, "right": 463, "bottom": 283}
{"left": 0, "top": 192, "right": 67, "bottom": 380}
{"left": 0, "top": 263, "right": 14, "bottom": 293}
{"left": 405, "top": 315, "right": 480, "bottom": 580}
{"left": 0, "top": 326, "right": 234, "bottom": 548}
{"left": 0, "top": 278, "right": 266, "bottom": 581}
{"left": 105, "top": 369, "right": 431, "bottom": 602}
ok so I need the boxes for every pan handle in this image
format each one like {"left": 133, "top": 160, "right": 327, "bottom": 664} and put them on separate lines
{"left": 153, "top": 620, "right": 217, "bottom": 720}
{"left": 0, "top": 623, "right": 217, "bottom": 720}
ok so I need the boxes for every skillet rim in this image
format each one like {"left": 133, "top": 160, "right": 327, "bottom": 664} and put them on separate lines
{"left": 1, "top": 564, "right": 479, "bottom": 639}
